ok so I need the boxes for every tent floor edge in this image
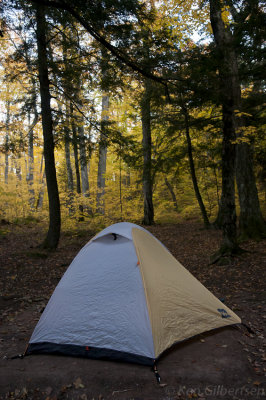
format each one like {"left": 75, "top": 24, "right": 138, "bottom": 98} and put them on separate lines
{"left": 26, "top": 342, "right": 154, "bottom": 366}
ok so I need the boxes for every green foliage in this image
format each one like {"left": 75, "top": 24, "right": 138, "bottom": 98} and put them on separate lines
{"left": 13, "top": 216, "right": 41, "bottom": 225}
{"left": 0, "top": 0, "right": 265, "bottom": 238}
{"left": 0, "top": 228, "right": 9, "bottom": 238}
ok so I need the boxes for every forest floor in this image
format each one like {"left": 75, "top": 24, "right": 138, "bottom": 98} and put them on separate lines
{"left": 0, "top": 220, "right": 265, "bottom": 400}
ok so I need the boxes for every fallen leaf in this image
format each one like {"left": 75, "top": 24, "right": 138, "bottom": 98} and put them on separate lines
{"left": 45, "top": 387, "right": 53, "bottom": 395}
{"left": 112, "top": 389, "right": 132, "bottom": 395}
{"left": 60, "top": 384, "right": 72, "bottom": 393}
{"left": 21, "top": 388, "right": 27, "bottom": 395}
{"left": 74, "top": 377, "right": 85, "bottom": 389}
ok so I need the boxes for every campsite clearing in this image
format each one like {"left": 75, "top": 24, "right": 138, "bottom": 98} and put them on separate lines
{"left": 0, "top": 221, "right": 265, "bottom": 399}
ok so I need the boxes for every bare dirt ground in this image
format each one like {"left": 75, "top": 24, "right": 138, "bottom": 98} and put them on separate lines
{"left": 0, "top": 221, "right": 265, "bottom": 400}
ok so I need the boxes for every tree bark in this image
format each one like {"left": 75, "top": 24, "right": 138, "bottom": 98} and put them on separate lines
{"left": 15, "top": 130, "right": 23, "bottom": 182}
{"left": 26, "top": 100, "right": 38, "bottom": 208}
{"left": 96, "top": 94, "right": 108, "bottom": 214}
{"left": 72, "top": 126, "right": 81, "bottom": 194}
{"left": 164, "top": 176, "right": 178, "bottom": 213}
{"left": 36, "top": 3, "right": 61, "bottom": 249}
{"left": 213, "top": 165, "right": 223, "bottom": 228}
{"left": 76, "top": 88, "right": 92, "bottom": 215}
{"left": 71, "top": 106, "right": 84, "bottom": 219}
{"left": 78, "top": 114, "right": 92, "bottom": 216}
{"left": 64, "top": 134, "right": 74, "bottom": 190}
{"left": 4, "top": 100, "right": 10, "bottom": 185}
{"left": 210, "top": 0, "right": 265, "bottom": 244}
{"left": 141, "top": 78, "right": 154, "bottom": 225}
{"left": 64, "top": 106, "right": 74, "bottom": 192}
{"left": 236, "top": 142, "right": 266, "bottom": 238}
{"left": 36, "top": 154, "right": 45, "bottom": 210}
{"left": 78, "top": 124, "right": 90, "bottom": 196}
{"left": 183, "top": 106, "right": 210, "bottom": 227}
{"left": 210, "top": 0, "right": 240, "bottom": 255}
{"left": 64, "top": 124, "right": 74, "bottom": 215}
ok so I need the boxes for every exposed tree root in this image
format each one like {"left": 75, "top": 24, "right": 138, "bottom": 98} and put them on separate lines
{"left": 210, "top": 244, "right": 246, "bottom": 265}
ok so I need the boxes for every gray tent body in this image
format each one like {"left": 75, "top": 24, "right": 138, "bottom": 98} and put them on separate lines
{"left": 27, "top": 222, "right": 240, "bottom": 366}
{"left": 27, "top": 223, "right": 155, "bottom": 365}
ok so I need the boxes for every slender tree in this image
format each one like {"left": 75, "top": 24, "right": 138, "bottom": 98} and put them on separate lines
{"left": 70, "top": 103, "right": 84, "bottom": 219}
{"left": 4, "top": 100, "right": 10, "bottom": 185}
{"left": 78, "top": 124, "right": 90, "bottom": 197}
{"left": 96, "top": 94, "right": 109, "bottom": 214}
{"left": 141, "top": 78, "right": 154, "bottom": 225}
{"left": 96, "top": 47, "right": 110, "bottom": 214}
{"left": 64, "top": 106, "right": 74, "bottom": 192}
{"left": 182, "top": 104, "right": 210, "bottom": 228}
{"left": 164, "top": 176, "right": 178, "bottom": 213}
{"left": 35, "top": 3, "right": 61, "bottom": 248}
{"left": 26, "top": 94, "right": 39, "bottom": 208}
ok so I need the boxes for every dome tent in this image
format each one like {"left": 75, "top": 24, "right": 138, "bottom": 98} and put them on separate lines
{"left": 26, "top": 222, "right": 241, "bottom": 366}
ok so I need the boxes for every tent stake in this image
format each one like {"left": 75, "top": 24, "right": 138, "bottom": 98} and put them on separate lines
{"left": 153, "top": 363, "right": 161, "bottom": 383}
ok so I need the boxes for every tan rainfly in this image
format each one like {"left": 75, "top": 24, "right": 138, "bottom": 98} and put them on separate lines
{"left": 132, "top": 228, "right": 241, "bottom": 359}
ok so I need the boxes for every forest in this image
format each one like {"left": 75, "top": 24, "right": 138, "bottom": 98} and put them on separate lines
{"left": 0, "top": 0, "right": 265, "bottom": 256}
{"left": 0, "top": 2, "right": 266, "bottom": 398}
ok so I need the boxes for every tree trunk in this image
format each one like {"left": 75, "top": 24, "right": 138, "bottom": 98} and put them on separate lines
{"left": 64, "top": 104, "right": 75, "bottom": 216}
{"left": 210, "top": 0, "right": 240, "bottom": 256}
{"left": 96, "top": 94, "right": 108, "bottom": 214}
{"left": 78, "top": 124, "right": 90, "bottom": 196}
{"left": 79, "top": 122, "right": 93, "bottom": 217}
{"left": 141, "top": 78, "right": 154, "bottom": 225}
{"left": 73, "top": 71, "right": 92, "bottom": 215}
{"left": 16, "top": 115, "right": 25, "bottom": 181}
{"left": 183, "top": 106, "right": 210, "bottom": 227}
{"left": 164, "top": 176, "right": 178, "bottom": 213}
{"left": 79, "top": 126, "right": 93, "bottom": 216}
{"left": 211, "top": 0, "right": 265, "bottom": 244}
{"left": 123, "top": 169, "right": 131, "bottom": 187}
{"left": 71, "top": 107, "right": 84, "bottom": 219}
{"left": 236, "top": 142, "right": 266, "bottom": 238}
{"left": 36, "top": 3, "right": 61, "bottom": 249}
{"left": 213, "top": 165, "right": 223, "bottom": 228}
{"left": 64, "top": 128, "right": 74, "bottom": 215}
{"left": 64, "top": 107, "right": 74, "bottom": 192}
{"left": 4, "top": 100, "right": 10, "bottom": 185}
{"left": 73, "top": 128, "right": 81, "bottom": 194}
{"left": 213, "top": 199, "right": 223, "bottom": 228}
{"left": 26, "top": 103, "right": 38, "bottom": 208}
{"left": 65, "top": 136, "right": 74, "bottom": 190}
{"left": 36, "top": 154, "right": 45, "bottom": 210}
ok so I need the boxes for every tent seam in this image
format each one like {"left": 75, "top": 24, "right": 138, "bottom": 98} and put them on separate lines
{"left": 132, "top": 228, "right": 156, "bottom": 359}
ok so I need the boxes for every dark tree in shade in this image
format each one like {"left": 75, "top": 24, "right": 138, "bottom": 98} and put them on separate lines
{"left": 182, "top": 104, "right": 210, "bottom": 228}
{"left": 211, "top": 0, "right": 266, "bottom": 240}
{"left": 236, "top": 141, "right": 266, "bottom": 239}
{"left": 36, "top": 3, "right": 61, "bottom": 249}
{"left": 141, "top": 78, "right": 154, "bottom": 225}
{"left": 209, "top": 0, "right": 240, "bottom": 256}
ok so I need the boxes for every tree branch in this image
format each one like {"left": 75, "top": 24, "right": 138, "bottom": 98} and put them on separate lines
{"left": 28, "top": 0, "right": 170, "bottom": 89}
